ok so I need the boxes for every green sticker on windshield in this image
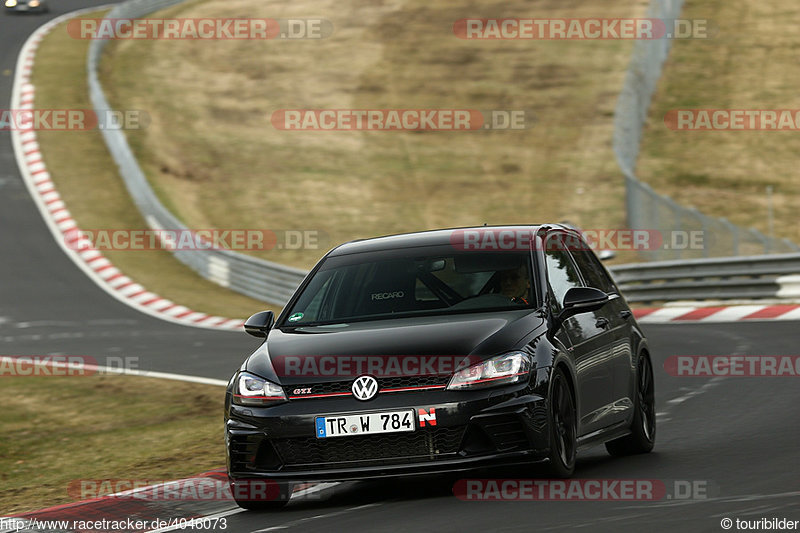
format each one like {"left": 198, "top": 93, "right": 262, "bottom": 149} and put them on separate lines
{"left": 288, "top": 312, "right": 304, "bottom": 322}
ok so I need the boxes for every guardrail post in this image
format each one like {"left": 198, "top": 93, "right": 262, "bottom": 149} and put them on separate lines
{"left": 748, "top": 228, "right": 770, "bottom": 255}
{"left": 671, "top": 201, "right": 683, "bottom": 260}
{"left": 719, "top": 218, "right": 739, "bottom": 256}
{"left": 700, "top": 214, "right": 710, "bottom": 259}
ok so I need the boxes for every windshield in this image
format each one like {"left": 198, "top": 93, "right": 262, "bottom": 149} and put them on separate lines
{"left": 281, "top": 246, "right": 534, "bottom": 326}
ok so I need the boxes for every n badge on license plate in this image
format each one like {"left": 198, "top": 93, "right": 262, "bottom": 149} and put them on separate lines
{"left": 315, "top": 410, "right": 415, "bottom": 438}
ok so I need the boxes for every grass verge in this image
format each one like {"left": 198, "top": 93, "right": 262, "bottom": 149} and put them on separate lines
{"left": 0, "top": 374, "right": 225, "bottom": 515}
{"left": 100, "top": 0, "right": 647, "bottom": 267}
{"left": 32, "top": 10, "right": 280, "bottom": 319}
{"left": 638, "top": 0, "right": 800, "bottom": 244}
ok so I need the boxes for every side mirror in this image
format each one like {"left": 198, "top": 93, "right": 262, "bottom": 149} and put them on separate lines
{"left": 557, "top": 287, "right": 609, "bottom": 322}
{"left": 244, "top": 310, "right": 275, "bottom": 338}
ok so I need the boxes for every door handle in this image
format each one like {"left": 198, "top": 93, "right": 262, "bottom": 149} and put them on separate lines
{"left": 595, "top": 317, "right": 609, "bottom": 329}
{"left": 619, "top": 310, "right": 632, "bottom": 320}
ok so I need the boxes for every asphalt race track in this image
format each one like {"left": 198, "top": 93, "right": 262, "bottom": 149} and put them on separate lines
{"left": 0, "top": 0, "right": 259, "bottom": 380}
{"left": 216, "top": 320, "right": 800, "bottom": 533}
{"left": 2, "top": 4, "right": 799, "bottom": 533}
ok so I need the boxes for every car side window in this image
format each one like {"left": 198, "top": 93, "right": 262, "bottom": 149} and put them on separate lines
{"left": 544, "top": 247, "right": 582, "bottom": 308}
{"left": 570, "top": 249, "right": 617, "bottom": 294}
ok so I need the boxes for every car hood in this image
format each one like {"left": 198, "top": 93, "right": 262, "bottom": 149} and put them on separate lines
{"left": 245, "top": 310, "right": 545, "bottom": 385}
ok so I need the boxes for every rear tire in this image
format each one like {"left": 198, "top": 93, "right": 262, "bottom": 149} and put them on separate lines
{"left": 605, "top": 354, "right": 656, "bottom": 456}
{"left": 544, "top": 367, "right": 577, "bottom": 477}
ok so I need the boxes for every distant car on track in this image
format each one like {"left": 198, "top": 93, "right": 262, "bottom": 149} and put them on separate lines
{"left": 4, "top": 0, "right": 48, "bottom": 13}
{"left": 225, "top": 225, "right": 655, "bottom": 509}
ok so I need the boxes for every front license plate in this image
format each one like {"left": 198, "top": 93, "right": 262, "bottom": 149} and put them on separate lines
{"left": 315, "top": 410, "right": 415, "bottom": 438}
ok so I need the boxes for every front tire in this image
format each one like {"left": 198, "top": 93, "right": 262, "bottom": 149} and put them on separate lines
{"left": 544, "top": 367, "right": 577, "bottom": 477}
{"left": 606, "top": 353, "right": 656, "bottom": 456}
{"left": 230, "top": 479, "right": 293, "bottom": 511}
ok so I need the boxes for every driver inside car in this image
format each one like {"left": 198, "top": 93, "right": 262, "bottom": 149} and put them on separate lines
{"left": 498, "top": 264, "right": 530, "bottom": 304}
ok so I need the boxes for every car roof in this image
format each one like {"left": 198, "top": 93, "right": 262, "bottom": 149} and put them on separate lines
{"left": 327, "top": 224, "right": 576, "bottom": 256}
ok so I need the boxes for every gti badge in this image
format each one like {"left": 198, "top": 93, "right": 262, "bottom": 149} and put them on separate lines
{"left": 352, "top": 375, "right": 378, "bottom": 401}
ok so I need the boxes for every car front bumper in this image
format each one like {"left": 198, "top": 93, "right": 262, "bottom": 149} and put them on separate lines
{"left": 225, "top": 378, "right": 552, "bottom": 482}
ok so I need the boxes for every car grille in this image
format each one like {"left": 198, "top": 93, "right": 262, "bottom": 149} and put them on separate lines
{"left": 284, "top": 375, "right": 451, "bottom": 398}
{"left": 272, "top": 425, "right": 466, "bottom": 468}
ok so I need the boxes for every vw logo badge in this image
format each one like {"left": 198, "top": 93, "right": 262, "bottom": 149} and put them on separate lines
{"left": 352, "top": 375, "right": 379, "bottom": 401}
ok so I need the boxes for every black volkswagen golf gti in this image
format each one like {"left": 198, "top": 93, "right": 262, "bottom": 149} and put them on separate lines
{"left": 225, "top": 225, "right": 655, "bottom": 509}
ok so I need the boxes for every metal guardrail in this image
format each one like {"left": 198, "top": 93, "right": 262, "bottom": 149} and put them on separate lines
{"left": 87, "top": 0, "right": 308, "bottom": 305}
{"left": 613, "top": 0, "right": 798, "bottom": 260}
{"left": 609, "top": 253, "right": 800, "bottom": 303}
{"left": 87, "top": 0, "right": 799, "bottom": 308}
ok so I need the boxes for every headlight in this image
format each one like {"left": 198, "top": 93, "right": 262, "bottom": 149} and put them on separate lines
{"left": 447, "top": 351, "right": 533, "bottom": 390}
{"left": 233, "top": 372, "right": 286, "bottom": 406}
{"left": 5, "top": 0, "right": 18, "bottom": 7}
{"left": 28, "top": 0, "right": 39, "bottom": 6}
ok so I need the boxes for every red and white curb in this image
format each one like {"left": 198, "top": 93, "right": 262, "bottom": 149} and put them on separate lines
{"left": 10, "top": 8, "right": 245, "bottom": 331}
{"left": 633, "top": 304, "right": 800, "bottom": 323}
